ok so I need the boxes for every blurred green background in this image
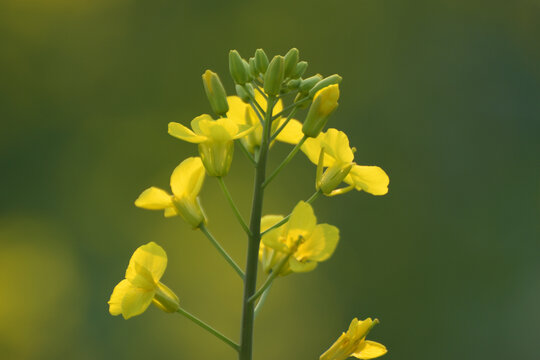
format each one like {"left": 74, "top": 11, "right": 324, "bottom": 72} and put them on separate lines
{"left": 1, "top": 0, "right": 539, "bottom": 359}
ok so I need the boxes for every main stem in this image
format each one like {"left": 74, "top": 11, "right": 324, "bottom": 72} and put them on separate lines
{"left": 238, "top": 95, "right": 276, "bottom": 360}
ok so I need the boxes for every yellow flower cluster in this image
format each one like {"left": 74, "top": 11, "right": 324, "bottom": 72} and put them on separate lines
{"left": 108, "top": 47, "right": 390, "bottom": 360}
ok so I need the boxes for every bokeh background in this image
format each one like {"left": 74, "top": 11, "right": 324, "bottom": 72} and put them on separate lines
{"left": 1, "top": 0, "right": 539, "bottom": 359}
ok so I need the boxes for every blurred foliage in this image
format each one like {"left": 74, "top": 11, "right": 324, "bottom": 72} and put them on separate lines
{"left": 1, "top": 0, "right": 539, "bottom": 359}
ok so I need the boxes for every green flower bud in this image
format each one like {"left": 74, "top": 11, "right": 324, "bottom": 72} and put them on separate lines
{"left": 283, "top": 48, "right": 299, "bottom": 78}
{"left": 242, "top": 59, "right": 252, "bottom": 81}
{"left": 153, "top": 282, "right": 180, "bottom": 313}
{"left": 264, "top": 55, "right": 284, "bottom": 96}
{"left": 229, "top": 50, "right": 249, "bottom": 85}
{"left": 302, "top": 84, "right": 340, "bottom": 138}
{"left": 299, "top": 74, "right": 323, "bottom": 94}
{"left": 235, "top": 83, "right": 254, "bottom": 103}
{"left": 202, "top": 70, "right": 229, "bottom": 116}
{"left": 318, "top": 162, "right": 353, "bottom": 195}
{"left": 255, "top": 48, "right": 269, "bottom": 74}
{"left": 308, "top": 74, "right": 342, "bottom": 98}
{"left": 198, "top": 141, "right": 234, "bottom": 177}
{"left": 292, "top": 61, "right": 308, "bottom": 79}
{"left": 248, "top": 57, "right": 258, "bottom": 78}
{"left": 287, "top": 78, "right": 301, "bottom": 89}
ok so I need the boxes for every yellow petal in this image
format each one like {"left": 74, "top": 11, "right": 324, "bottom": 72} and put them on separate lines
{"left": 108, "top": 279, "right": 131, "bottom": 316}
{"left": 168, "top": 122, "right": 207, "bottom": 143}
{"left": 301, "top": 135, "right": 334, "bottom": 168}
{"left": 121, "top": 286, "right": 155, "bottom": 320}
{"left": 234, "top": 123, "right": 255, "bottom": 139}
{"left": 170, "top": 157, "right": 205, "bottom": 199}
{"left": 126, "top": 242, "right": 168, "bottom": 284}
{"left": 321, "top": 128, "right": 354, "bottom": 163}
{"left": 261, "top": 215, "right": 288, "bottom": 251}
{"left": 227, "top": 96, "right": 249, "bottom": 125}
{"left": 191, "top": 114, "right": 214, "bottom": 135}
{"left": 134, "top": 187, "right": 173, "bottom": 210}
{"left": 287, "top": 201, "right": 317, "bottom": 237}
{"left": 288, "top": 257, "right": 318, "bottom": 273}
{"left": 352, "top": 340, "right": 387, "bottom": 359}
{"left": 198, "top": 118, "right": 236, "bottom": 142}
{"left": 262, "top": 229, "right": 289, "bottom": 253}
{"left": 348, "top": 318, "right": 373, "bottom": 339}
{"left": 275, "top": 119, "right": 304, "bottom": 144}
{"left": 345, "top": 165, "right": 389, "bottom": 195}
{"left": 298, "top": 224, "right": 339, "bottom": 262}
{"left": 164, "top": 206, "right": 178, "bottom": 217}
{"left": 261, "top": 215, "right": 285, "bottom": 232}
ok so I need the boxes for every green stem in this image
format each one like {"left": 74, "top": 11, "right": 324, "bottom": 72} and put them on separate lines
{"left": 249, "top": 100, "right": 266, "bottom": 124}
{"left": 260, "top": 190, "right": 321, "bottom": 236}
{"left": 237, "top": 141, "right": 256, "bottom": 166}
{"left": 262, "top": 135, "right": 308, "bottom": 188}
{"left": 217, "top": 177, "right": 251, "bottom": 236}
{"left": 252, "top": 83, "right": 267, "bottom": 99}
{"left": 270, "top": 108, "right": 297, "bottom": 142}
{"left": 177, "top": 307, "right": 239, "bottom": 351}
{"left": 248, "top": 252, "right": 291, "bottom": 304}
{"left": 254, "top": 282, "right": 273, "bottom": 318}
{"left": 199, "top": 224, "right": 245, "bottom": 280}
{"left": 248, "top": 270, "right": 277, "bottom": 304}
{"left": 238, "top": 95, "right": 276, "bottom": 360}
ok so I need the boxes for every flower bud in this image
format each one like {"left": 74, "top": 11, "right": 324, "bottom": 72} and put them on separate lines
{"left": 173, "top": 197, "right": 206, "bottom": 228}
{"left": 229, "top": 50, "right": 249, "bottom": 85}
{"left": 302, "top": 84, "right": 340, "bottom": 138}
{"left": 198, "top": 140, "right": 234, "bottom": 177}
{"left": 292, "top": 61, "right": 308, "bottom": 79}
{"left": 248, "top": 57, "right": 258, "bottom": 78}
{"left": 287, "top": 78, "right": 301, "bottom": 89}
{"left": 263, "top": 55, "right": 284, "bottom": 96}
{"left": 254, "top": 48, "right": 269, "bottom": 74}
{"left": 299, "top": 74, "right": 323, "bottom": 94}
{"left": 242, "top": 59, "right": 252, "bottom": 81}
{"left": 308, "top": 74, "right": 342, "bottom": 98}
{"left": 235, "top": 83, "right": 254, "bottom": 103}
{"left": 202, "top": 70, "right": 229, "bottom": 116}
{"left": 318, "top": 163, "right": 353, "bottom": 194}
{"left": 283, "top": 48, "right": 299, "bottom": 78}
{"left": 153, "top": 282, "right": 180, "bottom": 313}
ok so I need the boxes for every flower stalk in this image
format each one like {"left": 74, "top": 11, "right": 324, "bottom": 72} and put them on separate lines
{"left": 238, "top": 95, "right": 276, "bottom": 360}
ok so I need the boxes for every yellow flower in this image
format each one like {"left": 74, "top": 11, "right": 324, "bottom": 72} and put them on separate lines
{"left": 168, "top": 114, "right": 253, "bottom": 176}
{"left": 108, "top": 242, "right": 179, "bottom": 320}
{"left": 259, "top": 201, "right": 339, "bottom": 275}
{"left": 320, "top": 318, "right": 387, "bottom": 360}
{"left": 135, "top": 157, "right": 206, "bottom": 228}
{"left": 301, "top": 128, "right": 389, "bottom": 196}
{"left": 227, "top": 91, "right": 304, "bottom": 153}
